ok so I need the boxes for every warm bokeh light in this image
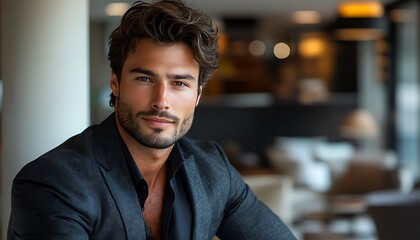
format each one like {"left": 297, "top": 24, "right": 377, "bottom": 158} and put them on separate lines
{"left": 338, "top": 0, "right": 384, "bottom": 18}
{"left": 298, "top": 36, "right": 325, "bottom": 58}
{"left": 248, "top": 40, "right": 266, "bottom": 57}
{"left": 105, "top": 3, "right": 130, "bottom": 16}
{"left": 273, "top": 42, "right": 290, "bottom": 59}
{"left": 292, "top": 11, "right": 322, "bottom": 24}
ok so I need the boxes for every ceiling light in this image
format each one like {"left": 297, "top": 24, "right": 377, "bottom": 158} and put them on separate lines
{"left": 105, "top": 3, "right": 130, "bottom": 16}
{"left": 333, "top": 0, "right": 386, "bottom": 41}
{"left": 338, "top": 0, "right": 384, "bottom": 18}
{"left": 292, "top": 11, "right": 322, "bottom": 24}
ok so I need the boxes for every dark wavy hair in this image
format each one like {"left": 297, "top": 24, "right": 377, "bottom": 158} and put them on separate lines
{"left": 108, "top": 0, "right": 219, "bottom": 106}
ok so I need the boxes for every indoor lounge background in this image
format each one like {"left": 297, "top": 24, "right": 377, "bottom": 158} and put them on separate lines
{"left": 2, "top": 0, "right": 420, "bottom": 239}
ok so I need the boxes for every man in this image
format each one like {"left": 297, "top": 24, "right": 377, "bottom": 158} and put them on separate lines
{"left": 8, "top": 1, "right": 296, "bottom": 239}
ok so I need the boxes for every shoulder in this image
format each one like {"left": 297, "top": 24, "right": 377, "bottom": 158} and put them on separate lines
{"left": 9, "top": 126, "right": 110, "bottom": 237}
{"left": 178, "top": 137, "right": 230, "bottom": 171}
{"left": 11, "top": 125, "right": 106, "bottom": 218}
{"left": 15, "top": 125, "right": 99, "bottom": 184}
{"left": 177, "top": 136, "right": 244, "bottom": 193}
{"left": 178, "top": 137, "right": 225, "bottom": 159}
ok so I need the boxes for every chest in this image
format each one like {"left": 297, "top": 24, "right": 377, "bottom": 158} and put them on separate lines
{"left": 143, "top": 185, "right": 165, "bottom": 221}
{"left": 143, "top": 177, "right": 167, "bottom": 238}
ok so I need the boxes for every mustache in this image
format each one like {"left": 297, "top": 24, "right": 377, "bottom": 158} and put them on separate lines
{"left": 137, "top": 110, "right": 179, "bottom": 122}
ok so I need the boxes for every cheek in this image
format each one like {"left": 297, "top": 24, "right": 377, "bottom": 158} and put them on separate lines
{"left": 118, "top": 86, "right": 149, "bottom": 109}
{"left": 122, "top": 84, "right": 148, "bottom": 99}
{"left": 171, "top": 94, "right": 197, "bottom": 116}
{"left": 180, "top": 101, "right": 198, "bottom": 117}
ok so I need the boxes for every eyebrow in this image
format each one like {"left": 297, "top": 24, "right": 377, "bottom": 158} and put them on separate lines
{"left": 129, "top": 67, "right": 196, "bottom": 81}
{"left": 167, "top": 73, "right": 196, "bottom": 81}
{"left": 129, "top": 68, "right": 158, "bottom": 78}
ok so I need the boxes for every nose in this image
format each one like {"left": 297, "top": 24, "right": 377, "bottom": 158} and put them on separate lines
{"left": 151, "top": 82, "right": 169, "bottom": 110}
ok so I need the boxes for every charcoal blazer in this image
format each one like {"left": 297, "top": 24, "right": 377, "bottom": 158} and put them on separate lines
{"left": 8, "top": 113, "right": 296, "bottom": 240}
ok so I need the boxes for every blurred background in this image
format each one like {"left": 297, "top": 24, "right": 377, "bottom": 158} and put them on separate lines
{"left": 2, "top": 0, "right": 420, "bottom": 239}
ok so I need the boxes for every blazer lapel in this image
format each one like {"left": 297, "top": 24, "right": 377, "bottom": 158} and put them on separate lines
{"left": 182, "top": 155, "right": 212, "bottom": 240}
{"left": 93, "top": 114, "right": 146, "bottom": 240}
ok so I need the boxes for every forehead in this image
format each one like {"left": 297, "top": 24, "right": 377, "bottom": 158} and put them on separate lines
{"left": 123, "top": 39, "right": 199, "bottom": 73}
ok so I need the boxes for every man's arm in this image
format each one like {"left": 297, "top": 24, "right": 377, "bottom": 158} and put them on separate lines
{"left": 214, "top": 145, "right": 297, "bottom": 240}
{"left": 8, "top": 169, "right": 91, "bottom": 240}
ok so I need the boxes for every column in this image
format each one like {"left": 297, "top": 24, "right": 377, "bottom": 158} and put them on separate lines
{"left": 0, "top": 0, "right": 90, "bottom": 237}
{"left": 358, "top": 41, "right": 386, "bottom": 149}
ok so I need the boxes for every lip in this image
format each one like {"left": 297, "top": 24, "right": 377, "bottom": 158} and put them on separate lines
{"left": 142, "top": 117, "right": 174, "bottom": 128}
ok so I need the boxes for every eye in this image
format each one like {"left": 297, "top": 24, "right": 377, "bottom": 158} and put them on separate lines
{"left": 136, "top": 76, "right": 151, "bottom": 82}
{"left": 172, "top": 81, "right": 189, "bottom": 88}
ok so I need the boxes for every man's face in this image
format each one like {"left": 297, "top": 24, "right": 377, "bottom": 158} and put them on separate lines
{"left": 111, "top": 38, "right": 201, "bottom": 149}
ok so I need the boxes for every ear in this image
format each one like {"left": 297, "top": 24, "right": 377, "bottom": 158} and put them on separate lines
{"left": 195, "top": 86, "right": 203, "bottom": 107}
{"left": 110, "top": 71, "right": 119, "bottom": 97}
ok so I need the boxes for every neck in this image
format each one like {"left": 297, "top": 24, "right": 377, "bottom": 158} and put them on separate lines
{"left": 115, "top": 115, "right": 174, "bottom": 185}
{"left": 134, "top": 147, "right": 171, "bottom": 187}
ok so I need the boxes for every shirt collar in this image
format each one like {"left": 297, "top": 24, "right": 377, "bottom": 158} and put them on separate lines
{"left": 118, "top": 135, "right": 185, "bottom": 185}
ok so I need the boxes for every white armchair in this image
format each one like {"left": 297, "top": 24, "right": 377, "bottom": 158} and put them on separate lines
{"left": 243, "top": 174, "right": 294, "bottom": 226}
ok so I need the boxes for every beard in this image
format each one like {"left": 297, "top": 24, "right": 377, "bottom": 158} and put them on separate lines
{"left": 116, "top": 99, "right": 194, "bottom": 149}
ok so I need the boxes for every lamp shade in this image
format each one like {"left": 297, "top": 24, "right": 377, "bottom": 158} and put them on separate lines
{"left": 338, "top": 0, "right": 384, "bottom": 18}
{"left": 340, "top": 109, "right": 379, "bottom": 139}
{"left": 333, "top": 16, "right": 386, "bottom": 40}
{"left": 332, "top": 0, "right": 386, "bottom": 41}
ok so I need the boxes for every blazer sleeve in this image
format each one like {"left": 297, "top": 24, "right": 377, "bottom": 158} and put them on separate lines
{"left": 214, "top": 144, "right": 297, "bottom": 240}
{"left": 8, "top": 159, "right": 92, "bottom": 240}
